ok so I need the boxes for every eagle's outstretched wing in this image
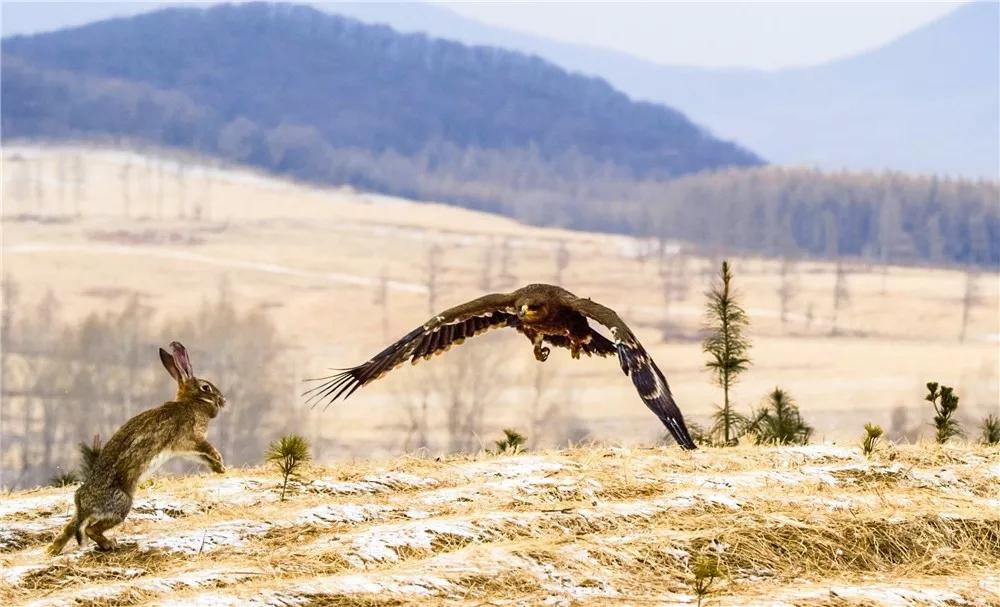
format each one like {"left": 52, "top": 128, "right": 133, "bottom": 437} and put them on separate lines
{"left": 565, "top": 295, "right": 697, "bottom": 450}
{"left": 304, "top": 292, "right": 519, "bottom": 408}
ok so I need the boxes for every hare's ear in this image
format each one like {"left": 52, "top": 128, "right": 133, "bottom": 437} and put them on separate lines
{"left": 160, "top": 348, "right": 183, "bottom": 383}
{"left": 169, "top": 341, "right": 194, "bottom": 379}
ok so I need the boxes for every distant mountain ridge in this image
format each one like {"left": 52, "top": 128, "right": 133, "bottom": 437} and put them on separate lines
{"left": 0, "top": 2, "right": 761, "bottom": 187}
{"left": 327, "top": 1, "right": 999, "bottom": 179}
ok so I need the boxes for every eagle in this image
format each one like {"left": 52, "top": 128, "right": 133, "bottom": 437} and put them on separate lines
{"left": 306, "top": 283, "right": 696, "bottom": 449}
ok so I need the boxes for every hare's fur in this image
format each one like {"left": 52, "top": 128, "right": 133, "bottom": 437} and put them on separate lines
{"left": 48, "top": 342, "right": 226, "bottom": 555}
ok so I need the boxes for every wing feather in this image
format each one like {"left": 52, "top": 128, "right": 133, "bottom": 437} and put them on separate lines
{"left": 567, "top": 295, "right": 697, "bottom": 450}
{"left": 305, "top": 292, "right": 518, "bottom": 409}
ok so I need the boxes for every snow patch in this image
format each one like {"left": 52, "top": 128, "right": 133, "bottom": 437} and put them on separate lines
{"left": 143, "top": 520, "right": 270, "bottom": 554}
{"left": 828, "top": 585, "right": 969, "bottom": 606}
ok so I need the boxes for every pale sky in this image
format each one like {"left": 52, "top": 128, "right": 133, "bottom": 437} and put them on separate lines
{"left": 1, "top": 1, "right": 970, "bottom": 69}
{"left": 438, "top": 1, "right": 968, "bottom": 69}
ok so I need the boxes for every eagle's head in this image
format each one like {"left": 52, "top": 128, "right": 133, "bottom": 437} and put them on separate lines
{"left": 517, "top": 299, "right": 550, "bottom": 323}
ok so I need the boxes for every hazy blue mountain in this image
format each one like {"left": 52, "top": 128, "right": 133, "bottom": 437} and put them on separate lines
{"left": 1, "top": 2, "right": 760, "bottom": 184}
{"left": 323, "top": 2, "right": 999, "bottom": 179}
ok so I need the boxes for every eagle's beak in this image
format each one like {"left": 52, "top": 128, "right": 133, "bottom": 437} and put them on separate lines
{"left": 519, "top": 304, "right": 528, "bottom": 318}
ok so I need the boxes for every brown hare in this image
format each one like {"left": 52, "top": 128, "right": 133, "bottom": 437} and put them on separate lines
{"left": 48, "top": 342, "right": 227, "bottom": 556}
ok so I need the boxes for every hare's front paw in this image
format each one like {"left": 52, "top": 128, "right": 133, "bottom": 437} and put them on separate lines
{"left": 212, "top": 462, "right": 226, "bottom": 474}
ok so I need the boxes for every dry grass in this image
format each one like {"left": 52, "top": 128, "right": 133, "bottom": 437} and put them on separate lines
{"left": 1, "top": 443, "right": 997, "bottom": 606}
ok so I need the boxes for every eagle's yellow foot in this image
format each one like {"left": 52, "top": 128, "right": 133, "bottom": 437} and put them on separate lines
{"left": 533, "top": 344, "right": 550, "bottom": 362}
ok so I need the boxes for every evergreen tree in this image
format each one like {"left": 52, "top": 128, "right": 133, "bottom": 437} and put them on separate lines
{"left": 747, "top": 388, "right": 812, "bottom": 445}
{"left": 702, "top": 261, "right": 752, "bottom": 445}
{"left": 266, "top": 434, "right": 311, "bottom": 501}
{"left": 925, "top": 382, "right": 963, "bottom": 444}
{"left": 979, "top": 414, "right": 1000, "bottom": 446}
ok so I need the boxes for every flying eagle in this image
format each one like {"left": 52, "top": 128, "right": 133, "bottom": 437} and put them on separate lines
{"left": 306, "top": 283, "right": 696, "bottom": 449}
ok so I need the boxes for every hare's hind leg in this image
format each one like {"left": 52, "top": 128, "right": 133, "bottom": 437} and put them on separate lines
{"left": 88, "top": 489, "right": 132, "bottom": 551}
{"left": 86, "top": 518, "right": 120, "bottom": 551}
{"left": 47, "top": 516, "right": 77, "bottom": 556}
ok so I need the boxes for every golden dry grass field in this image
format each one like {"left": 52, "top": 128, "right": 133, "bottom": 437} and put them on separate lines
{"left": 2, "top": 145, "right": 998, "bottom": 459}
{"left": 1, "top": 444, "right": 998, "bottom": 606}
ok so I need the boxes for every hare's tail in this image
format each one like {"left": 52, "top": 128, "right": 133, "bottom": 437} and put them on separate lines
{"left": 47, "top": 515, "right": 80, "bottom": 556}
{"left": 75, "top": 514, "right": 95, "bottom": 545}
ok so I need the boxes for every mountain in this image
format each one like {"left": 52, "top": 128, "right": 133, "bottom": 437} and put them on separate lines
{"left": 0, "top": 2, "right": 761, "bottom": 190}
{"left": 323, "top": 2, "right": 999, "bottom": 180}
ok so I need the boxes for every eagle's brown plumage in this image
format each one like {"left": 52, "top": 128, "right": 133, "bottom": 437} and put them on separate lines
{"left": 305, "top": 284, "right": 696, "bottom": 449}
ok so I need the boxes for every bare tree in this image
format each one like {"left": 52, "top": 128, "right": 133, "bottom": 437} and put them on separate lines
{"left": 175, "top": 160, "right": 187, "bottom": 218}
{"left": 777, "top": 258, "right": 799, "bottom": 329}
{"left": 426, "top": 243, "right": 442, "bottom": 315}
{"left": 479, "top": 240, "right": 494, "bottom": 292}
{"left": 71, "top": 155, "right": 86, "bottom": 216}
{"left": 525, "top": 363, "right": 565, "bottom": 448}
{"left": 498, "top": 237, "right": 515, "bottom": 288}
{"left": 374, "top": 266, "right": 390, "bottom": 343}
{"left": 831, "top": 260, "right": 850, "bottom": 335}
{"left": 119, "top": 160, "right": 132, "bottom": 218}
{"left": 434, "top": 344, "right": 505, "bottom": 453}
{"left": 960, "top": 268, "right": 980, "bottom": 342}
{"left": 553, "top": 240, "right": 571, "bottom": 284}
{"left": 658, "top": 251, "right": 689, "bottom": 339}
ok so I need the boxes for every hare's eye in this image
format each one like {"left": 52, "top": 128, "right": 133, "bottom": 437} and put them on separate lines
{"left": 200, "top": 383, "right": 211, "bottom": 393}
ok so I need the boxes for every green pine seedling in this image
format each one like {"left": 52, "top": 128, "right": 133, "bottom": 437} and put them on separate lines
{"left": 491, "top": 428, "right": 527, "bottom": 454}
{"left": 980, "top": 414, "right": 1000, "bottom": 446}
{"left": 925, "top": 382, "right": 963, "bottom": 444}
{"left": 266, "top": 434, "right": 311, "bottom": 501}
{"left": 861, "top": 423, "right": 883, "bottom": 458}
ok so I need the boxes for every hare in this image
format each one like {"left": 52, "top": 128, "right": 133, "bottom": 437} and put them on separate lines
{"left": 48, "top": 342, "right": 227, "bottom": 556}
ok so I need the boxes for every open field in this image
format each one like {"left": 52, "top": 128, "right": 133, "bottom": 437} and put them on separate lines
{"left": 2, "top": 444, "right": 998, "bottom": 606}
{"left": 2, "top": 145, "right": 999, "bottom": 463}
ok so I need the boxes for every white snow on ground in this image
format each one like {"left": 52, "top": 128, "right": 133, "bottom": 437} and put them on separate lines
{"left": 200, "top": 476, "right": 271, "bottom": 505}
{"left": 295, "top": 503, "right": 393, "bottom": 525}
{"left": 0, "top": 493, "right": 67, "bottom": 518}
{"left": 142, "top": 520, "right": 270, "bottom": 554}
{"left": 827, "top": 585, "right": 969, "bottom": 607}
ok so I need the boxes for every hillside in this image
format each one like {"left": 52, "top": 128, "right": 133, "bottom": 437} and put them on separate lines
{"left": 3, "top": 146, "right": 998, "bottom": 489}
{"left": 0, "top": 2, "right": 759, "bottom": 185}
{"left": 328, "top": 2, "right": 1000, "bottom": 179}
{"left": 2, "top": 444, "right": 999, "bottom": 605}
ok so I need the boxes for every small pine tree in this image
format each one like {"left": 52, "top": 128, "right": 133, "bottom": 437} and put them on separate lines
{"left": 702, "top": 261, "right": 752, "bottom": 446}
{"left": 925, "top": 382, "right": 963, "bottom": 444}
{"left": 266, "top": 434, "right": 311, "bottom": 501}
{"left": 49, "top": 471, "right": 79, "bottom": 487}
{"left": 861, "top": 423, "right": 883, "bottom": 458}
{"left": 980, "top": 415, "right": 1000, "bottom": 446}
{"left": 747, "top": 388, "right": 812, "bottom": 445}
{"left": 690, "top": 552, "right": 723, "bottom": 607}
{"left": 491, "top": 428, "right": 527, "bottom": 454}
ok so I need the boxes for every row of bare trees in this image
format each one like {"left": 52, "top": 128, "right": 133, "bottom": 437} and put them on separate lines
{"left": 3, "top": 152, "right": 216, "bottom": 221}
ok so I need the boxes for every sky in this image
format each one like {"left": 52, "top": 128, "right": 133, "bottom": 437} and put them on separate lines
{"left": 1, "top": 1, "right": 968, "bottom": 69}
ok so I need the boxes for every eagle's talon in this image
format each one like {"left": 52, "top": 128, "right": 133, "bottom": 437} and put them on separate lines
{"left": 534, "top": 345, "right": 550, "bottom": 362}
